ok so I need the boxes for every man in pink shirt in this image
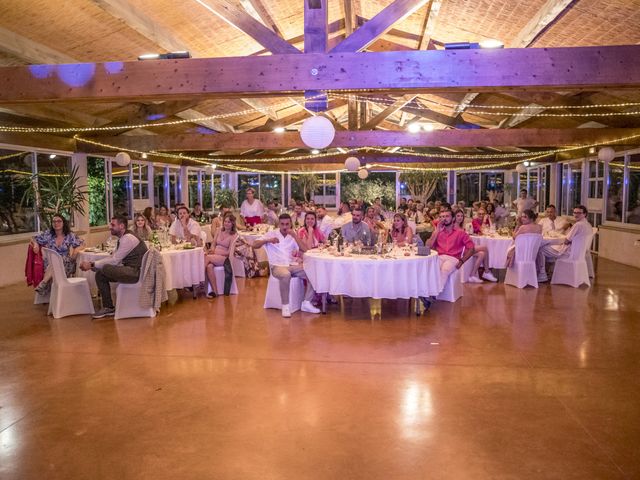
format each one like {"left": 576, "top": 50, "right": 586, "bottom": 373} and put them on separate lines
{"left": 427, "top": 207, "right": 476, "bottom": 300}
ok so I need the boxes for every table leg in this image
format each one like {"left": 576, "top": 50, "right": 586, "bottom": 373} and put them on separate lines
{"left": 192, "top": 284, "right": 197, "bottom": 299}
{"left": 321, "top": 293, "right": 327, "bottom": 314}
{"left": 414, "top": 298, "right": 421, "bottom": 316}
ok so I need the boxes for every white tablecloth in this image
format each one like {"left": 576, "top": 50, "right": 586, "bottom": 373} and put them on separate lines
{"left": 77, "top": 246, "right": 205, "bottom": 291}
{"left": 470, "top": 235, "right": 513, "bottom": 269}
{"left": 303, "top": 250, "right": 441, "bottom": 299}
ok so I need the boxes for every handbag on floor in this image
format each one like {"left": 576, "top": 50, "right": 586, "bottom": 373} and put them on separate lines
{"left": 223, "top": 258, "right": 233, "bottom": 296}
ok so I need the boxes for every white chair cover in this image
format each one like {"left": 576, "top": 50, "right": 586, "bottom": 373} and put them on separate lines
{"left": 34, "top": 291, "right": 50, "bottom": 305}
{"left": 114, "top": 250, "right": 156, "bottom": 320}
{"left": 206, "top": 266, "right": 239, "bottom": 295}
{"left": 200, "top": 230, "right": 208, "bottom": 246}
{"left": 505, "top": 233, "right": 542, "bottom": 289}
{"left": 436, "top": 268, "right": 463, "bottom": 303}
{"left": 460, "top": 258, "right": 475, "bottom": 283}
{"left": 263, "top": 244, "right": 304, "bottom": 312}
{"left": 43, "top": 248, "right": 94, "bottom": 318}
{"left": 551, "top": 232, "right": 594, "bottom": 288}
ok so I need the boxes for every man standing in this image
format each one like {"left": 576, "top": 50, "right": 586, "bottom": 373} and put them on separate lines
{"left": 537, "top": 205, "right": 593, "bottom": 282}
{"left": 316, "top": 206, "right": 335, "bottom": 239}
{"left": 253, "top": 214, "right": 320, "bottom": 318}
{"left": 513, "top": 189, "right": 538, "bottom": 215}
{"left": 79, "top": 215, "right": 148, "bottom": 319}
{"left": 538, "top": 205, "right": 569, "bottom": 235}
{"left": 425, "top": 208, "right": 476, "bottom": 308}
{"left": 170, "top": 206, "right": 203, "bottom": 246}
{"left": 341, "top": 207, "right": 374, "bottom": 246}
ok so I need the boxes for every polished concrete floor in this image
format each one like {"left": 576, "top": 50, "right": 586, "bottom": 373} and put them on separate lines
{"left": 1, "top": 257, "right": 639, "bottom": 479}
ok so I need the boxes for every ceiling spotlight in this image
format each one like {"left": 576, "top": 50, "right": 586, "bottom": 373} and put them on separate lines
{"left": 311, "top": 149, "right": 320, "bottom": 155}
{"left": 273, "top": 127, "right": 285, "bottom": 134}
{"left": 479, "top": 39, "right": 504, "bottom": 49}
{"left": 138, "top": 51, "right": 191, "bottom": 61}
{"left": 138, "top": 53, "right": 160, "bottom": 60}
{"left": 141, "top": 153, "right": 148, "bottom": 159}
{"left": 523, "top": 161, "right": 531, "bottom": 167}
{"left": 408, "top": 123, "right": 421, "bottom": 133}
{"left": 423, "top": 124, "right": 435, "bottom": 132}
{"left": 589, "top": 147, "right": 596, "bottom": 154}
{"left": 49, "top": 154, "right": 56, "bottom": 159}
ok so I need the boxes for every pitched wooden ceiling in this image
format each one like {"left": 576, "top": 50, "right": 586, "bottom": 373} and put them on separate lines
{"left": 1, "top": 0, "right": 640, "bottom": 170}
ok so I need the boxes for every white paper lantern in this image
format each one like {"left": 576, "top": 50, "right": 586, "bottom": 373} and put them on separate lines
{"left": 204, "top": 164, "right": 216, "bottom": 175}
{"left": 515, "top": 163, "right": 527, "bottom": 174}
{"left": 357, "top": 168, "right": 369, "bottom": 180}
{"left": 344, "top": 156, "right": 360, "bottom": 171}
{"left": 597, "top": 146, "right": 615, "bottom": 162}
{"left": 115, "top": 152, "right": 131, "bottom": 167}
{"left": 300, "top": 116, "right": 335, "bottom": 149}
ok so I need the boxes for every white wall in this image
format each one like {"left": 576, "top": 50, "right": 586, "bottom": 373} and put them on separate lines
{"left": 599, "top": 226, "right": 640, "bottom": 270}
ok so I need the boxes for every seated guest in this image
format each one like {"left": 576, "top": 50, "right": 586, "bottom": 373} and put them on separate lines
{"left": 291, "top": 202, "right": 306, "bottom": 229}
{"left": 332, "top": 202, "right": 352, "bottom": 229}
{"left": 298, "top": 211, "right": 326, "bottom": 250}
{"left": 316, "top": 206, "right": 334, "bottom": 239}
{"left": 453, "top": 209, "right": 497, "bottom": 282}
{"left": 264, "top": 200, "right": 279, "bottom": 226}
{"left": 171, "top": 203, "right": 186, "bottom": 224}
{"left": 142, "top": 206, "right": 157, "bottom": 230}
{"left": 407, "top": 204, "right": 424, "bottom": 225}
{"left": 537, "top": 205, "right": 592, "bottom": 282}
{"left": 390, "top": 213, "right": 413, "bottom": 246}
{"left": 204, "top": 214, "right": 238, "bottom": 298}
{"left": 493, "top": 200, "right": 509, "bottom": 227}
{"left": 155, "top": 205, "right": 171, "bottom": 228}
{"left": 31, "top": 214, "right": 84, "bottom": 295}
{"left": 253, "top": 214, "right": 320, "bottom": 317}
{"left": 169, "top": 206, "right": 203, "bottom": 246}
{"left": 210, "top": 207, "right": 232, "bottom": 238}
{"left": 538, "top": 205, "right": 569, "bottom": 235}
{"left": 132, "top": 213, "right": 152, "bottom": 241}
{"left": 79, "top": 215, "right": 147, "bottom": 319}
{"left": 472, "top": 207, "right": 493, "bottom": 233}
{"left": 341, "top": 207, "right": 374, "bottom": 246}
{"left": 505, "top": 209, "right": 543, "bottom": 267}
{"left": 240, "top": 188, "right": 265, "bottom": 227}
{"left": 191, "top": 203, "right": 207, "bottom": 223}
{"left": 424, "top": 208, "right": 475, "bottom": 309}
{"left": 364, "top": 206, "right": 387, "bottom": 240}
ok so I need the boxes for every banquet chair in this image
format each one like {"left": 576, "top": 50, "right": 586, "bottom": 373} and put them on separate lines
{"left": 586, "top": 227, "right": 598, "bottom": 278}
{"left": 114, "top": 250, "right": 156, "bottom": 320}
{"left": 262, "top": 245, "right": 304, "bottom": 313}
{"left": 43, "top": 248, "right": 95, "bottom": 319}
{"left": 505, "top": 233, "right": 542, "bottom": 289}
{"left": 551, "top": 232, "right": 594, "bottom": 288}
{"left": 34, "top": 290, "right": 50, "bottom": 305}
{"left": 460, "top": 254, "right": 475, "bottom": 283}
{"left": 200, "top": 230, "right": 208, "bottom": 246}
{"left": 207, "top": 266, "right": 239, "bottom": 295}
{"left": 436, "top": 268, "right": 463, "bottom": 303}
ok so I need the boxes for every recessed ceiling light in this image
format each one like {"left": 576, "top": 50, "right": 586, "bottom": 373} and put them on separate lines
{"left": 273, "top": 127, "right": 285, "bottom": 133}
{"left": 479, "top": 39, "right": 504, "bottom": 49}
{"left": 138, "top": 53, "right": 160, "bottom": 60}
{"left": 141, "top": 153, "right": 148, "bottom": 159}
{"left": 49, "top": 154, "right": 56, "bottom": 159}
{"left": 311, "top": 149, "right": 320, "bottom": 154}
{"left": 523, "top": 161, "right": 530, "bottom": 167}
{"left": 423, "top": 124, "right": 435, "bottom": 132}
{"left": 408, "top": 123, "right": 421, "bottom": 133}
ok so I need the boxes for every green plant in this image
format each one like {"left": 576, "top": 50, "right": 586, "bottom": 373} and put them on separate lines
{"left": 340, "top": 172, "right": 396, "bottom": 208}
{"left": 215, "top": 188, "right": 238, "bottom": 209}
{"left": 291, "top": 171, "right": 320, "bottom": 202}
{"left": 399, "top": 171, "right": 446, "bottom": 203}
{"left": 21, "top": 164, "right": 87, "bottom": 225}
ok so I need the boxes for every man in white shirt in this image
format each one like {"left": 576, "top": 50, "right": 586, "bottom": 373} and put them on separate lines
{"left": 316, "top": 206, "right": 334, "bottom": 239}
{"left": 332, "top": 202, "right": 352, "bottom": 229}
{"left": 538, "top": 204, "right": 569, "bottom": 235}
{"left": 253, "top": 213, "right": 320, "bottom": 318}
{"left": 264, "top": 200, "right": 279, "bottom": 226}
{"left": 537, "top": 205, "right": 593, "bottom": 282}
{"left": 290, "top": 202, "right": 306, "bottom": 229}
{"left": 79, "top": 214, "right": 148, "bottom": 319}
{"left": 169, "top": 206, "right": 203, "bottom": 246}
{"left": 513, "top": 189, "right": 538, "bottom": 215}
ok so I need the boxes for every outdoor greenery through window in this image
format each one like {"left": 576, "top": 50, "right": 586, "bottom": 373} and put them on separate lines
{"left": 626, "top": 155, "right": 640, "bottom": 224}
{"left": 340, "top": 171, "right": 396, "bottom": 209}
{"left": 87, "top": 156, "right": 107, "bottom": 227}
{"left": 0, "top": 149, "right": 35, "bottom": 236}
{"left": 606, "top": 159, "right": 625, "bottom": 222}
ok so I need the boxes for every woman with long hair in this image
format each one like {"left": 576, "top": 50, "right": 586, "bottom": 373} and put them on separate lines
{"left": 143, "top": 206, "right": 157, "bottom": 230}
{"left": 297, "top": 210, "right": 326, "bottom": 250}
{"left": 132, "top": 214, "right": 152, "bottom": 241}
{"left": 452, "top": 209, "right": 497, "bottom": 283}
{"left": 506, "top": 209, "right": 543, "bottom": 267}
{"left": 390, "top": 213, "right": 413, "bottom": 246}
{"left": 30, "top": 213, "right": 84, "bottom": 294}
{"left": 204, "top": 214, "right": 238, "bottom": 298}
{"left": 155, "top": 205, "right": 171, "bottom": 228}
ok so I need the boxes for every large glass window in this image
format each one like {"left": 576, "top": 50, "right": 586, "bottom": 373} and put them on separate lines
{"left": 154, "top": 166, "right": 167, "bottom": 210}
{"left": 238, "top": 174, "right": 260, "bottom": 204}
{"left": 259, "top": 174, "right": 282, "bottom": 204}
{"left": 168, "top": 168, "right": 180, "bottom": 209}
{"left": 87, "top": 156, "right": 107, "bottom": 227}
{"left": 626, "top": 154, "right": 640, "bottom": 224}
{"left": 0, "top": 149, "right": 35, "bottom": 235}
{"left": 560, "top": 162, "right": 582, "bottom": 216}
{"left": 111, "top": 160, "right": 131, "bottom": 218}
{"left": 481, "top": 172, "right": 504, "bottom": 203}
{"left": 606, "top": 161, "right": 624, "bottom": 222}
{"left": 340, "top": 171, "right": 396, "bottom": 209}
{"left": 187, "top": 170, "right": 200, "bottom": 208}
{"left": 456, "top": 172, "right": 480, "bottom": 205}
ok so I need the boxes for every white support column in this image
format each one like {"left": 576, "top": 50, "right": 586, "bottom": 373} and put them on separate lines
{"left": 71, "top": 152, "right": 90, "bottom": 233}
{"left": 395, "top": 171, "right": 400, "bottom": 208}
{"left": 179, "top": 166, "right": 189, "bottom": 205}
{"left": 147, "top": 163, "right": 155, "bottom": 208}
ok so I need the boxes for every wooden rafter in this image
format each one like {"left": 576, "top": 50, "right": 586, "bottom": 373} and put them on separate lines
{"left": 330, "top": 0, "right": 429, "bottom": 53}
{"left": 417, "top": 0, "right": 441, "bottom": 50}
{"left": 238, "top": 0, "right": 283, "bottom": 38}
{"left": 84, "top": 128, "right": 640, "bottom": 152}
{"left": 361, "top": 95, "right": 417, "bottom": 130}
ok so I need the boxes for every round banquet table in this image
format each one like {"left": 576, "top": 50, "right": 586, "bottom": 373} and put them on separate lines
{"left": 303, "top": 250, "right": 441, "bottom": 308}
{"left": 77, "top": 246, "right": 205, "bottom": 292}
{"left": 470, "top": 235, "right": 513, "bottom": 269}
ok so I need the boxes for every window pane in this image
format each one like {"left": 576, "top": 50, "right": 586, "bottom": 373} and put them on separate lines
{"left": 203, "top": 174, "right": 213, "bottom": 211}
{"left": 111, "top": 161, "right": 131, "bottom": 218}
{"left": 36, "top": 154, "right": 74, "bottom": 224}
{"left": 606, "top": 160, "right": 624, "bottom": 221}
{"left": 0, "top": 150, "right": 36, "bottom": 235}
{"left": 456, "top": 172, "right": 480, "bottom": 205}
{"left": 626, "top": 154, "right": 640, "bottom": 224}
{"left": 154, "top": 168, "right": 167, "bottom": 210}
{"left": 168, "top": 169, "right": 179, "bottom": 208}
{"left": 188, "top": 170, "right": 199, "bottom": 208}
{"left": 87, "top": 157, "right": 107, "bottom": 227}
{"left": 319, "top": 174, "right": 337, "bottom": 207}
{"left": 481, "top": 172, "right": 504, "bottom": 203}
{"left": 259, "top": 174, "right": 282, "bottom": 204}
{"left": 340, "top": 171, "right": 396, "bottom": 209}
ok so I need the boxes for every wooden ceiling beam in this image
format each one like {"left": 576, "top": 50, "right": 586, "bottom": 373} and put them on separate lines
{"left": 194, "top": 0, "right": 300, "bottom": 54}
{"left": 361, "top": 95, "right": 417, "bottom": 130}
{"left": 83, "top": 128, "right": 640, "bottom": 152}
{"left": 331, "top": 0, "right": 429, "bottom": 53}
{"left": 0, "top": 26, "right": 76, "bottom": 64}
{"left": 238, "top": 0, "right": 283, "bottom": 38}
{"left": 417, "top": 0, "right": 441, "bottom": 50}
{"left": 4, "top": 46, "right": 640, "bottom": 103}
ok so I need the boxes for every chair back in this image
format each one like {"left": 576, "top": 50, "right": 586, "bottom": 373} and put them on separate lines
{"left": 568, "top": 231, "right": 594, "bottom": 260}
{"left": 514, "top": 234, "right": 542, "bottom": 262}
{"left": 200, "top": 230, "right": 208, "bottom": 245}
{"left": 42, "top": 248, "right": 69, "bottom": 285}
{"left": 139, "top": 249, "right": 152, "bottom": 283}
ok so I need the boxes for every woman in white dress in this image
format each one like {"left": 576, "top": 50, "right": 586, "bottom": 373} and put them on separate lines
{"left": 240, "top": 188, "right": 265, "bottom": 227}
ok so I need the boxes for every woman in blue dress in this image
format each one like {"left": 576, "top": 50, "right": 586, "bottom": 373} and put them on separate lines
{"left": 30, "top": 214, "right": 84, "bottom": 294}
